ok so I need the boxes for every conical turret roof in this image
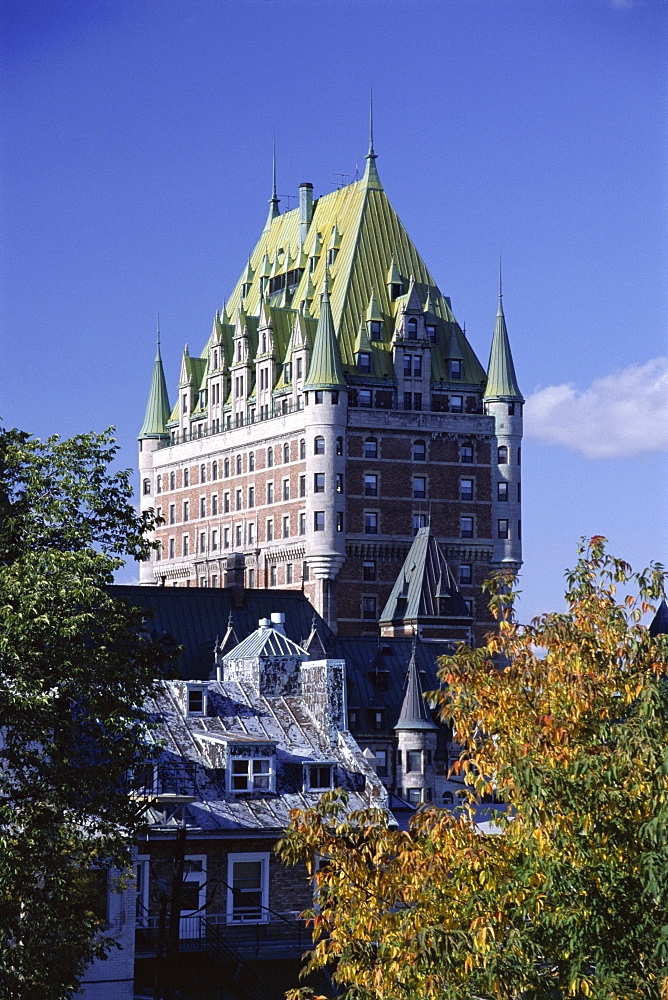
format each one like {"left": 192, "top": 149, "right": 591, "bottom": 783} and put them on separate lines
{"left": 484, "top": 296, "right": 523, "bottom": 402}
{"left": 138, "top": 332, "right": 171, "bottom": 439}
{"left": 649, "top": 598, "right": 668, "bottom": 637}
{"left": 395, "top": 647, "right": 437, "bottom": 731}
{"left": 303, "top": 274, "right": 346, "bottom": 390}
{"left": 380, "top": 526, "right": 470, "bottom": 625}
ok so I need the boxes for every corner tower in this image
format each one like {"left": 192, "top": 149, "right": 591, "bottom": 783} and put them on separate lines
{"left": 138, "top": 325, "right": 171, "bottom": 584}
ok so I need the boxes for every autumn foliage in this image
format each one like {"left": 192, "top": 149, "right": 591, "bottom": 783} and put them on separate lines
{"left": 278, "top": 538, "right": 668, "bottom": 1000}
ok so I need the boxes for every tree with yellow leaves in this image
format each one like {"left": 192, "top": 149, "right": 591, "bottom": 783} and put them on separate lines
{"left": 278, "top": 538, "right": 668, "bottom": 1000}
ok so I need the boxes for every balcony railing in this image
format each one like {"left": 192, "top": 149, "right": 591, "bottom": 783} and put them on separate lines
{"left": 135, "top": 909, "right": 310, "bottom": 960}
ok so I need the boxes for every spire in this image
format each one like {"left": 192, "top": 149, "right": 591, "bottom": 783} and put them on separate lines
{"left": 138, "top": 320, "right": 171, "bottom": 439}
{"left": 303, "top": 270, "right": 346, "bottom": 390}
{"left": 362, "top": 89, "right": 383, "bottom": 191}
{"left": 484, "top": 281, "right": 523, "bottom": 402}
{"left": 264, "top": 137, "right": 281, "bottom": 231}
{"left": 394, "top": 644, "right": 437, "bottom": 731}
{"left": 649, "top": 598, "right": 668, "bottom": 637}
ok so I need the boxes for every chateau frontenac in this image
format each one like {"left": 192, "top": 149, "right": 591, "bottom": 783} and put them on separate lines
{"left": 138, "top": 134, "right": 523, "bottom": 642}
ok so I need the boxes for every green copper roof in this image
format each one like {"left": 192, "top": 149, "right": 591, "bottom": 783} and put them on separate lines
{"left": 484, "top": 297, "right": 523, "bottom": 401}
{"left": 303, "top": 277, "right": 346, "bottom": 390}
{"left": 379, "top": 526, "right": 470, "bottom": 625}
{"left": 394, "top": 648, "right": 438, "bottom": 732}
{"left": 138, "top": 339, "right": 171, "bottom": 439}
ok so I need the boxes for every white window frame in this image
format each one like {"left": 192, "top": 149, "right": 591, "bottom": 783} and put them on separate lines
{"left": 226, "top": 852, "right": 269, "bottom": 924}
{"left": 180, "top": 854, "right": 207, "bottom": 938}
{"left": 187, "top": 684, "right": 207, "bottom": 716}
{"left": 227, "top": 752, "right": 275, "bottom": 794}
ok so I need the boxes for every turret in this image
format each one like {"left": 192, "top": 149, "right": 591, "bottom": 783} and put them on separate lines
{"left": 394, "top": 646, "right": 438, "bottom": 806}
{"left": 483, "top": 276, "right": 523, "bottom": 569}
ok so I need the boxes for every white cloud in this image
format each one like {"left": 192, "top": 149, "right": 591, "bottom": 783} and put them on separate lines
{"left": 524, "top": 357, "right": 668, "bottom": 458}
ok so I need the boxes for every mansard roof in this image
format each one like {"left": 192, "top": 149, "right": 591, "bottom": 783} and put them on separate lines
{"left": 379, "top": 526, "right": 471, "bottom": 626}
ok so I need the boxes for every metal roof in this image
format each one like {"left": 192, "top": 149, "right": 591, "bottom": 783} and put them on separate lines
{"left": 138, "top": 340, "right": 171, "bottom": 439}
{"left": 224, "top": 620, "right": 308, "bottom": 661}
{"left": 483, "top": 297, "right": 523, "bottom": 402}
{"left": 302, "top": 278, "right": 346, "bottom": 390}
{"left": 394, "top": 649, "right": 438, "bottom": 731}
{"left": 379, "top": 526, "right": 471, "bottom": 625}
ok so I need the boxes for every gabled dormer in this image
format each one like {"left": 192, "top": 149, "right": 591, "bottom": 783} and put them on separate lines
{"left": 241, "top": 258, "right": 254, "bottom": 300}
{"left": 386, "top": 257, "right": 404, "bottom": 302}
{"left": 327, "top": 224, "right": 341, "bottom": 267}
{"left": 365, "top": 289, "right": 384, "bottom": 342}
{"left": 354, "top": 317, "right": 374, "bottom": 375}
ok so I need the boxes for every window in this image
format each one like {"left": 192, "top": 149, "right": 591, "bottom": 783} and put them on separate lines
{"left": 314, "top": 473, "right": 325, "bottom": 493}
{"left": 450, "top": 358, "right": 463, "bottom": 379}
{"left": 364, "top": 511, "right": 378, "bottom": 535}
{"left": 169, "top": 504, "right": 175, "bottom": 525}
{"left": 184, "top": 468, "right": 189, "bottom": 487}
{"left": 413, "top": 355, "right": 422, "bottom": 377}
{"left": 200, "top": 497, "right": 206, "bottom": 518}
{"left": 461, "top": 516, "right": 474, "bottom": 539}
{"left": 143, "top": 478, "right": 151, "bottom": 495}
{"left": 182, "top": 534, "right": 189, "bottom": 556}
{"left": 249, "top": 452, "right": 255, "bottom": 471}
{"left": 200, "top": 464, "right": 206, "bottom": 484}
{"left": 403, "top": 391, "right": 412, "bottom": 410}
{"left": 302, "top": 560, "right": 309, "bottom": 581}
{"left": 406, "top": 750, "right": 422, "bottom": 772}
{"left": 212, "top": 462, "right": 218, "bottom": 480}
{"left": 224, "top": 527, "right": 230, "bottom": 549}
{"left": 364, "top": 437, "right": 378, "bottom": 459}
{"left": 413, "top": 513, "right": 427, "bottom": 535}
{"left": 170, "top": 472, "right": 176, "bottom": 491}
{"left": 248, "top": 486, "right": 255, "bottom": 508}
{"left": 364, "top": 473, "right": 378, "bottom": 497}
{"left": 282, "top": 515, "right": 290, "bottom": 539}
{"left": 372, "top": 710, "right": 384, "bottom": 731}
{"left": 266, "top": 482, "right": 274, "bottom": 504}
{"left": 283, "top": 479, "right": 290, "bottom": 500}
{"left": 336, "top": 511, "right": 344, "bottom": 531}
{"left": 270, "top": 565, "right": 277, "bottom": 586}
{"left": 375, "top": 749, "right": 388, "bottom": 776}
{"left": 413, "top": 392, "right": 422, "bottom": 412}
{"left": 362, "top": 596, "right": 377, "bottom": 620}
{"left": 314, "top": 511, "right": 325, "bottom": 531}
{"left": 286, "top": 563, "right": 293, "bottom": 585}
{"left": 406, "top": 788, "right": 421, "bottom": 805}
{"left": 187, "top": 687, "right": 206, "bottom": 715}
{"left": 460, "top": 478, "right": 473, "bottom": 500}
{"left": 299, "top": 439, "right": 306, "bottom": 460}
{"left": 156, "top": 475, "right": 162, "bottom": 494}
{"left": 283, "top": 362, "right": 292, "bottom": 383}
{"left": 336, "top": 473, "right": 343, "bottom": 493}
{"left": 211, "top": 530, "right": 218, "bottom": 552}
{"left": 413, "top": 440, "right": 426, "bottom": 461}
{"left": 235, "top": 525, "right": 242, "bottom": 547}
{"left": 412, "top": 476, "right": 426, "bottom": 499}
{"left": 183, "top": 500, "right": 189, "bottom": 522}
{"left": 370, "top": 320, "right": 382, "bottom": 340}
{"left": 248, "top": 522, "right": 255, "bottom": 545}
{"left": 498, "top": 481, "right": 508, "bottom": 501}
{"left": 357, "top": 352, "right": 371, "bottom": 373}
{"left": 227, "top": 853, "right": 269, "bottom": 924}
{"left": 296, "top": 357, "right": 303, "bottom": 380}
{"left": 299, "top": 512, "right": 306, "bottom": 535}
{"left": 450, "top": 395, "right": 463, "bottom": 413}
{"left": 299, "top": 475, "right": 306, "bottom": 498}
{"left": 359, "top": 389, "right": 372, "bottom": 407}
{"left": 508, "top": 402, "right": 515, "bottom": 415}
{"left": 169, "top": 538, "right": 175, "bottom": 559}
{"left": 267, "top": 447, "right": 273, "bottom": 468}
{"left": 224, "top": 492, "right": 230, "bottom": 513}
{"left": 224, "top": 458, "right": 230, "bottom": 477}
{"left": 266, "top": 519, "right": 273, "bottom": 541}
{"left": 498, "top": 445, "right": 508, "bottom": 464}
{"left": 248, "top": 567, "right": 255, "bottom": 587}
{"left": 498, "top": 519, "right": 509, "bottom": 539}
{"left": 314, "top": 436, "right": 325, "bottom": 455}
{"left": 212, "top": 494, "right": 218, "bottom": 515}
{"left": 336, "top": 436, "right": 343, "bottom": 455}
{"left": 307, "top": 765, "right": 333, "bottom": 790}
{"left": 348, "top": 708, "right": 360, "bottom": 729}
{"left": 363, "top": 560, "right": 376, "bottom": 581}
{"left": 199, "top": 531, "right": 206, "bottom": 553}
{"left": 460, "top": 443, "right": 473, "bottom": 463}
{"left": 460, "top": 563, "right": 472, "bottom": 585}
{"left": 236, "top": 455, "right": 242, "bottom": 475}
{"left": 403, "top": 354, "right": 413, "bottom": 376}
{"left": 236, "top": 489, "right": 242, "bottom": 510}
{"left": 283, "top": 442, "right": 290, "bottom": 464}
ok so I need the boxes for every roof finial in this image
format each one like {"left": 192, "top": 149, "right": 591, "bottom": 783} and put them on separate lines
{"left": 156, "top": 313, "right": 161, "bottom": 348}
{"left": 369, "top": 86, "right": 375, "bottom": 157}
{"left": 272, "top": 133, "right": 277, "bottom": 200}
{"left": 499, "top": 253, "right": 503, "bottom": 302}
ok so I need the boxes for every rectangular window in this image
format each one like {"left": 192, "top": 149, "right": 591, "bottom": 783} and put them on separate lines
{"left": 413, "top": 392, "right": 422, "bottom": 412}
{"left": 211, "top": 530, "right": 218, "bottom": 552}
{"left": 362, "top": 596, "right": 377, "bottom": 620}
{"left": 336, "top": 473, "right": 343, "bottom": 493}
{"left": 370, "top": 320, "right": 382, "bottom": 339}
{"left": 224, "top": 492, "right": 230, "bottom": 513}
{"left": 372, "top": 710, "right": 384, "bottom": 732}
{"left": 315, "top": 390, "right": 323, "bottom": 404}
{"left": 199, "top": 531, "right": 206, "bottom": 553}
{"left": 296, "top": 357, "right": 303, "bottom": 380}
{"left": 461, "top": 516, "right": 474, "bottom": 539}
{"left": 450, "top": 395, "right": 463, "bottom": 413}
{"left": 223, "top": 527, "right": 230, "bottom": 549}
{"left": 364, "top": 511, "right": 378, "bottom": 535}
{"left": 517, "top": 482, "right": 521, "bottom": 503}
{"left": 230, "top": 758, "right": 272, "bottom": 793}
{"left": 302, "top": 560, "right": 309, "bottom": 581}
{"left": 498, "top": 481, "right": 508, "bottom": 501}
{"left": 212, "top": 495, "right": 218, "bottom": 515}
{"left": 460, "top": 445, "right": 473, "bottom": 463}
{"left": 234, "top": 489, "right": 241, "bottom": 510}
{"left": 407, "top": 788, "right": 421, "bottom": 805}
{"left": 266, "top": 519, "right": 273, "bottom": 541}
{"left": 375, "top": 749, "right": 388, "bottom": 776}
{"left": 413, "top": 513, "right": 427, "bottom": 535}
{"left": 299, "top": 475, "right": 306, "bottom": 497}
{"left": 266, "top": 482, "right": 273, "bottom": 504}
{"left": 314, "top": 473, "right": 325, "bottom": 493}
{"left": 248, "top": 568, "right": 255, "bottom": 587}
{"left": 460, "top": 563, "right": 472, "bottom": 585}
{"left": 314, "top": 511, "right": 325, "bottom": 531}
{"left": 227, "top": 853, "right": 269, "bottom": 924}
{"left": 283, "top": 479, "right": 290, "bottom": 501}
{"left": 403, "top": 354, "right": 412, "bottom": 376}
{"left": 364, "top": 438, "right": 378, "bottom": 458}
{"left": 187, "top": 687, "right": 205, "bottom": 715}
{"left": 286, "top": 563, "right": 293, "bottom": 585}
{"left": 412, "top": 476, "right": 426, "bottom": 499}
{"left": 169, "top": 504, "right": 175, "bottom": 525}
{"left": 498, "top": 519, "right": 509, "bottom": 539}
{"left": 359, "top": 389, "right": 373, "bottom": 408}
{"left": 247, "top": 522, "right": 255, "bottom": 545}
{"left": 308, "top": 765, "right": 333, "bottom": 790}
{"left": 270, "top": 565, "right": 277, "bottom": 586}
{"left": 413, "top": 355, "right": 422, "bottom": 377}
{"left": 200, "top": 497, "right": 206, "bottom": 518}
{"left": 460, "top": 478, "right": 474, "bottom": 501}
{"left": 364, "top": 473, "right": 378, "bottom": 497}
{"left": 246, "top": 486, "right": 253, "bottom": 508}
{"left": 357, "top": 352, "right": 371, "bottom": 373}
{"left": 406, "top": 750, "right": 422, "bottom": 773}
{"left": 169, "top": 538, "right": 175, "bottom": 559}
{"left": 299, "top": 512, "right": 306, "bottom": 535}
{"left": 182, "top": 534, "right": 189, "bottom": 557}
{"left": 282, "top": 515, "right": 290, "bottom": 539}
{"left": 336, "top": 512, "right": 343, "bottom": 532}
{"left": 235, "top": 525, "right": 242, "bottom": 547}
{"left": 183, "top": 501, "right": 189, "bottom": 522}
{"left": 403, "top": 391, "right": 412, "bottom": 410}
{"left": 363, "top": 560, "right": 376, "bottom": 582}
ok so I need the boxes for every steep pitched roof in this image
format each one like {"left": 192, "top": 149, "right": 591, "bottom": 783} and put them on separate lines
{"left": 224, "top": 618, "right": 309, "bottom": 661}
{"left": 379, "top": 526, "right": 470, "bottom": 625}
{"left": 394, "top": 648, "right": 438, "bottom": 732}
{"left": 138, "top": 337, "right": 171, "bottom": 439}
{"left": 649, "top": 599, "right": 668, "bottom": 637}
{"left": 484, "top": 296, "right": 523, "bottom": 402}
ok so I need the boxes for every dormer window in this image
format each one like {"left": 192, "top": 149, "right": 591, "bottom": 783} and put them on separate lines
{"left": 450, "top": 359, "right": 463, "bottom": 379}
{"left": 187, "top": 686, "right": 207, "bottom": 716}
{"left": 369, "top": 320, "right": 382, "bottom": 340}
{"left": 407, "top": 317, "right": 418, "bottom": 336}
{"left": 231, "top": 758, "right": 271, "bottom": 791}
{"left": 242, "top": 281, "right": 251, "bottom": 298}
{"left": 284, "top": 362, "right": 292, "bottom": 383}
{"left": 306, "top": 764, "right": 333, "bottom": 791}
{"left": 327, "top": 247, "right": 337, "bottom": 266}
{"left": 309, "top": 255, "right": 317, "bottom": 273}
{"left": 426, "top": 324, "right": 437, "bottom": 341}
{"left": 357, "top": 352, "right": 371, "bottom": 373}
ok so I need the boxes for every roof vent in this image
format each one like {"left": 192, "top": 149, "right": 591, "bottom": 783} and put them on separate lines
{"left": 259, "top": 618, "right": 271, "bottom": 629}
{"left": 270, "top": 612, "right": 286, "bottom": 636}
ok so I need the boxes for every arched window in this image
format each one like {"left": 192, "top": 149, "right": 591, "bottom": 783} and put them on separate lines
{"left": 407, "top": 317, "right": 417, "bottom": 335}
{"left": 498, "top": 446, "right": 508, "bottom": 465}
{"left": 224, "top": 457, "right": 230, "bottom": 478}
{"left": 249, "top": 451, "right": 255, "bottom": 471}
{"left": 299, "top": 439, "right": 306, "bottom": 460}
{"left": 283, "top": 442, "right": 290, "bottom": 463}
{"left": 212, "top": 461, "right": 218, "bottom": 481}
{"left": 156, "top": 475, "right": 162, "bottom": 494}
{"left": 442, "top": 792, "right": 454, "bottom": 805}
{"left": 314, "top": 436, "right": 325, "bottom": 455}
{"left": 336, "top": 436, "right": 343, "bottom": 456}
{"left": 364, "top": 437, "right": 377, "bottom": 459}
{"left": 236, "top": 455, "right": 242, "bottom": 475}
{"left": 143, "top": 478, "right": 151, "bottom": 495}
{"left": 183, "top": 468, "right": 189, "bottom": 487}
{"left": 200, "top": 464, "right": 206, "bottom": 483}
{"left": 267, "top": 447, "right": 273, "bottom": 468}
{"left": 169, "top": 472, "right": 176, "bottom": 491}
{"left": 413, "top": 440, "right": 426, "bottom": 461}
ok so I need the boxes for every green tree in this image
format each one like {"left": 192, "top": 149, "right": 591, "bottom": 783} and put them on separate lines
{"left": 279, "top": 538, "right": 668, "bottom": 1000}
{"left": 0, "top": 426, "right": 172, "bottom": 999}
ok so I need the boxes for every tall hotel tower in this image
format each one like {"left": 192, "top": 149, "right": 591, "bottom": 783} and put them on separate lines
{"left": 138, "top": 134, "right": 523, "bottom": 643}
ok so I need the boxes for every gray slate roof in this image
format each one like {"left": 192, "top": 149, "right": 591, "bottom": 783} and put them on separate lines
{"left": 379, "top": 526, "right": 470, "bottom": 625}
{"left": 395, "top": 650, "right": 438, "bottom": 731}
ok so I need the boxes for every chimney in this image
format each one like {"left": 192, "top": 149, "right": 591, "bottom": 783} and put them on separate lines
{"left": 270, "top": 612, "right": 286, "bottom": 636}
{"left": 226, "top": 552, "right": 245, "bottom": 609}
{"left": 299, "top": 183, "right": 313, "bottom": 247}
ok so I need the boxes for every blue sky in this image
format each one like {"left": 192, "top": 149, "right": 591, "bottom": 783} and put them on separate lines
{"left": 1, "top": 0, "right": 666, "bottom": 621}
